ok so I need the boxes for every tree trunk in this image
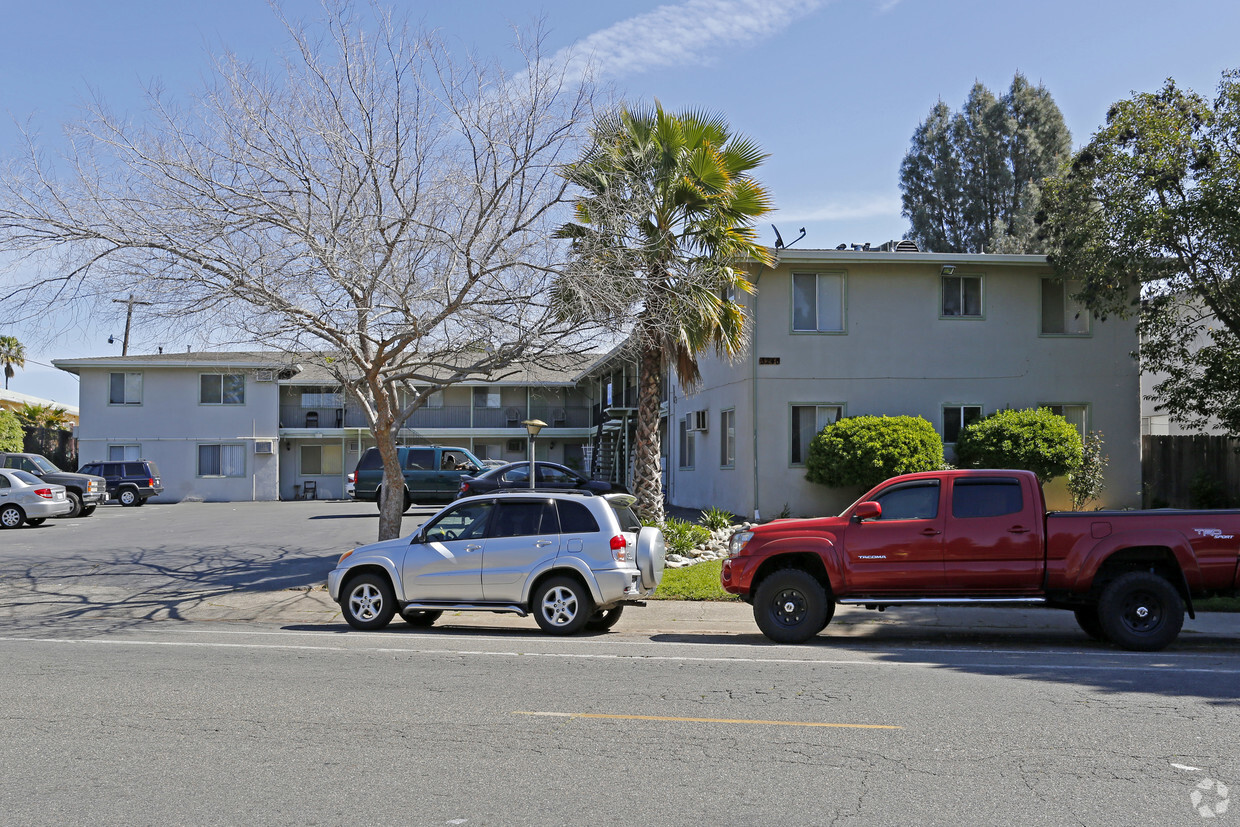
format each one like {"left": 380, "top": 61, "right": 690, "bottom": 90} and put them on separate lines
{"left": 373, "top": 394, "right": 405, "bottom": 540}
{"left": 633, "top": 345, "right": 665, "bottom": 524}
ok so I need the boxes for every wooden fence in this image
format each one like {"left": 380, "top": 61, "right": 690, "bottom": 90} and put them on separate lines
{"left": 1142, "top": 434, "right": 1240, "bottom": 508}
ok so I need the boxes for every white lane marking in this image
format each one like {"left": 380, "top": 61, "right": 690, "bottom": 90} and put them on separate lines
{"left": 2, "top": 635, "right": 1240, "bottom": 674}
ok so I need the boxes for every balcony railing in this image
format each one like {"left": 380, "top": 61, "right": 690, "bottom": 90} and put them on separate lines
{"left": 280, "top": 404, "right": 593, "bottom": 430}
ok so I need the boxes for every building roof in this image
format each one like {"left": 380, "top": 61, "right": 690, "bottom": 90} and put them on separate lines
{"left": 53, "top": 350, "right": 613, "bottom": 387}
{"left": 762, "top": 247, "right": 1049, "bottom": 268}
{"left": 0, "top": 387, "right": 80, "bottom": 420}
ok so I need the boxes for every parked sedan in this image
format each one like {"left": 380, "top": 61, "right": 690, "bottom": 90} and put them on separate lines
{"left": 457, "top": 461, "right": 626, "bottom": 498}
{"left": 0, "top": 468, "right": 73, "bottom": 528}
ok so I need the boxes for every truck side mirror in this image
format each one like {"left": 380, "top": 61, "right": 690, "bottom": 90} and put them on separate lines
{"left": 853, "top": 501, "right": 881, "bottom": 522}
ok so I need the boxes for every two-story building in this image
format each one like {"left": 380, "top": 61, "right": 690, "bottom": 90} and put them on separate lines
{"left": 661, "top": 246, "right": 1141, "bottom": 518}
{"left": 54, "top": 247, "right": 1142, "bottom": 513}
{"left": 53, "top": 351, "right": 635, "bottom": 502}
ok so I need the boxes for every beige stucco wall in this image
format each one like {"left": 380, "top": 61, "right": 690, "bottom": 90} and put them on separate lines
{"left": 667, "top": 252, "right": 1141, "bottom": 519}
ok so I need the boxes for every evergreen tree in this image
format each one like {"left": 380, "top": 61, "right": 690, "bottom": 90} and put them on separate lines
{"left": 900, "top": 74, "right": 1070, "bottom": 253}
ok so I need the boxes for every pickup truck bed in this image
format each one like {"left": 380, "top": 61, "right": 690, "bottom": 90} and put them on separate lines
{"left": 722, "top": 469, "right": 1240, "bottom": 651}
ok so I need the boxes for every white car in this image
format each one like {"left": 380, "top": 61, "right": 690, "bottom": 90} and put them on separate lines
{"left": 328, "top": 491, "right": 665, "bottom": 634}
{"left": 0, "top": 468, "right": 73, "bottom": 528}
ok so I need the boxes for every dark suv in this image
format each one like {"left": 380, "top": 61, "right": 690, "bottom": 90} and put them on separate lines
{"left": 77, "top": 460, "right": 164, "bottom": 506}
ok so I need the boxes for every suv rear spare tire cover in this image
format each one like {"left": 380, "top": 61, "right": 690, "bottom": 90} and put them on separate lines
{"left": 635, "top": 526, "right": 666, "bottom": 590}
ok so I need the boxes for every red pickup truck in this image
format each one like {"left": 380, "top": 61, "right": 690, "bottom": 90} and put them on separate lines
{"left": 721, "top": 469, "right": 1240, "bottom": 650}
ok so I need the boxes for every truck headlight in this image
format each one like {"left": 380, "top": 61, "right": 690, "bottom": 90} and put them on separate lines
{"left": 729, "top": 531, "right": 753, "bottom": 558}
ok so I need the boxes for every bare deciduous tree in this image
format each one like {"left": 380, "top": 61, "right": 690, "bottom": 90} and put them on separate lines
{"left": 0, "top": 3, "right": 604, "bottom": 539}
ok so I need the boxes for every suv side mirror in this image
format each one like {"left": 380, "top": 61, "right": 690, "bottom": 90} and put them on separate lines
{"left": 853, "top": 501, "right": 881, "bottom": 522}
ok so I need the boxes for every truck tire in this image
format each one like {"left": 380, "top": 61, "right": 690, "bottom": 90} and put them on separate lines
{"left": 1097, "top": 571, "right": 1184, "bottom": 652}
{"left": 1073, "top": 606, "right": 1106, "bottom": 641}
{"left": 64, "top": 491, "right": 83, "bottom": 518}
{"left": 635, "top": 526, "right": 666, "bottom": 589}
{"left": 752, "top": 568, "right": 832, "bottom": 644}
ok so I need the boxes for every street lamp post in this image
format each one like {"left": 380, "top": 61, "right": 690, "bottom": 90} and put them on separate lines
{"left": 521, "top": 419, "right": 547, "bottom": 489}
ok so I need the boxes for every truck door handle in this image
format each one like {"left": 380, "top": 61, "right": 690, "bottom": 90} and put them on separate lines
{"left": 1008, "top": 526, "right": 1030, "bottom": 534}
{"left": 921, "top": 528, "right": 941, "bottom": 536}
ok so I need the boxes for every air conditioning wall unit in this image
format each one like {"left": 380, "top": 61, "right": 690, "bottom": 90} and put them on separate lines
{"left": 254, "top": 440, "right": 275, "bottom": 454}
{"left": 690, "top": 410, "right": 709, "bottom": 432}
{"left": 254, "top": 370, "right": 275, "bottom": 382}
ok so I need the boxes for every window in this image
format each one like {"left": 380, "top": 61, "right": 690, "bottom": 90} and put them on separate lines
{"left": 941, "top": 275, "right": 983, "bottom": 317}
{"left": 1044, "top": 404, "right": 1088, "bottom": 438}
{"left": 793, "top": 272, "right": 845, "bottom": 332}
{"left": 557, "top": 500, "right": 600, "bottom": 534}
{"left": 300, "top": 389, "right": 343, "bottom": 408}
{"left": 198, "top": 444, "right": 245, "bottom": 477}
{"left": 791, "top": 405, "right": 842, "bottom": 465}
{"left": 109, "top": 372, "right": 142, "bottom": 405}
{"left": 425, "top": 500, "right": 493, "bottom": 542}
{"left": 874, "top": 482, "right": 940, "bottom": 520}
{"left": 1040, "top": 279, "right": 1089, "bottom": 335}
{"left": 300, "top": 444, "right": 343, "bottom": 476}
{"left": 474, "top": 443, "right": 504, "bottom": 461}
{"left": 473, "top": 387, "right": 500, "bottom": 408}
{"left": 403, "top": 448, "right": 435, "bottom": 470}
{"left": 952, "top": 479, "right": 1023, "bottom": 518}
{"left": 679, "top": 416, "right": 696, "bottom": 469}
{"left": 943, "top": 405, "right": 983, "bottom": 443}
{"left": 200, "top": 373, "right": 245, "bottom": 405}
{"left": 720, "top": 409, "right": 736, "bottom": 468}
{"left": 108, "top": 444, "right": 141, "bottom": 462}
{"left": 490, "top": 501, "right": 557, "bottom": 538}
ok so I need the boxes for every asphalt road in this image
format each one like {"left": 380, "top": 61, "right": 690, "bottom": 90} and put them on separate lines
{"left": 2, "top": 500, "right": 1238, "bottom": 825}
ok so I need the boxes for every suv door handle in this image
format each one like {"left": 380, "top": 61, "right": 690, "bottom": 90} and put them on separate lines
{"left": 535, "top": 540, "right": 554, "bottom": 548}
{"left": 465, "top": 544, "right": 483, "bottom": 552}
{"left": 921, "top": 528, "right": 941, "bottom": 536}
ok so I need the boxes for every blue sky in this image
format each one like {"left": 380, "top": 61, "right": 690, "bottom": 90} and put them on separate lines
{"left": 3, "top": 0, "right": 1239, "bottom": 403}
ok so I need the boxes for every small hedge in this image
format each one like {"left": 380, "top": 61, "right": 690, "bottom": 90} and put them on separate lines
{"left": 955, "top": 408, "right": 1082, "bottom": 483}
{"left": 0, "top": 410, "right": 23, "bottom": 452}
{"left": 806, "top": 415, "right": 944, "bottom": 491}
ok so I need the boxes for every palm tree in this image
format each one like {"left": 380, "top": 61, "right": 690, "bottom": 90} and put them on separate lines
{"left": 0, "top": 336, "right": 25, "bottom": 390}
{"left": 556, "top": 104, "right": 774, "bottom": 522}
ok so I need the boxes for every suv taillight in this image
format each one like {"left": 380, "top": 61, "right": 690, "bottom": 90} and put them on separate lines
{"left": 35, "top": 488, "right": 53, "bottom": 499}
{"left": 610, "top": 534, "right": 628, "bottom": 562}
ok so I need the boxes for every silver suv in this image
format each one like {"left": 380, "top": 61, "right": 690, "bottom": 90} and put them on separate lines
{"left": 328, "top": 491, "right": 665, "bottom": 635}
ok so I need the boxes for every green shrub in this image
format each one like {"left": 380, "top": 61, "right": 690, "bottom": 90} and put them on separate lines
{"left": 805, "top": 415, "right": 944, "bottom": 491}
{"left": 699, "top": 506, "right": 736, "bottom": 531}
{"left": 0, "top": 410, "right": 22, "bottom": 452}
{"left": 660, "top": 516, "right": 712, "bottom": 556}
{"left": 955, "top": 408, "right": 1082, "bottom": 483}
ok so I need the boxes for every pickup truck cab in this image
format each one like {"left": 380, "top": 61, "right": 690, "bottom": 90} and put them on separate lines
{"left": 722, "top": 469, "right": 1240, "bottom": 651}
{"left": 350, "top": 445, "right": 485, "bottom": 510}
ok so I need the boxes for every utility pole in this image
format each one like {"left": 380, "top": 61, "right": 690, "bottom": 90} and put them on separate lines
{"left": 111, "top": 294, "right": 152, "bottom": 356}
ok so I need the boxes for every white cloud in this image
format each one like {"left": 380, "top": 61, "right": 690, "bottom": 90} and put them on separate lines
{"left": 557, "top": 0, "right": 828, "bottom": 81}
{"left": 778, "top": 193, "right": 903, "bottom": 223}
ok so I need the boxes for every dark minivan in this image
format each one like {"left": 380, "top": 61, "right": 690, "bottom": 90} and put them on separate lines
{"left": 77, "top": 459, "right": 164, "bottom": 506}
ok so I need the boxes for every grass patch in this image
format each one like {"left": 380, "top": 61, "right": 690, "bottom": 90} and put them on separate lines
{"left": 1196, "top": 596, "right": 1240, "bottom": 612}
{"left": 653, "top": 559, "right": 739, "bottom": 601}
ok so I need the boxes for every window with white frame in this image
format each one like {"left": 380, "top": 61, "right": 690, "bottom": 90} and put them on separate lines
{"left": 473, "top": 387, "right": 500, "bottom": 408}
{"left": 198, "top": 443, "right": 246, "bottom": 477}
{"left": 1040, "top": 279, "right": 1089, "bottom": 335}
{"left": 792, "top": 272, "right": 845, "bottom": 332}
{"left": 1044, "top": 404, "right": 1088, "bottom": 438}
{"left": 109, "top": 372, "right": 142, "bottom": 405}
{"left": 300, "top": 389, "right": 343, "bottom": 408}
{"left": 474, "top": 443, "right": 504, "bottom": 461}
{"left": 943, "top": 405, "right": 983, "bottom": 443}
{"left": 300, "top": 444, "right": 343, "bottom": 476}
{"left": 720, "top": 409, "right": 736, "bottom": 467}
{"left": 200, "top": 373, "right": 245, "bottom": 405}
{"left": 107, "top": 444, "right": 141, "bottom": 462}
{"left": 679, "top": 416, "right": 696, "bottom": 469}
{"left": 941, "top": 275, "right": 983, "bottom": 318}
{"left": 791, "top": 405, "right": 842, "bottom": 465}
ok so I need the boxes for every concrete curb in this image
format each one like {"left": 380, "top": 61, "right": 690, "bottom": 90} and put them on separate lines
{"left": 180, "top": 589, "right": 1240, "bottom": 645}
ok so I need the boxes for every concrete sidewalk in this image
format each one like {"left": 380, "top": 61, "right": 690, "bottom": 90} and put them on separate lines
{"left": 181, "top": 587, "right": 1240, "bottom": 646}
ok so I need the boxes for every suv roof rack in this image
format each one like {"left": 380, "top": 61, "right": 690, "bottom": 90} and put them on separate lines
{"left": 485, "top": 487, "right": 597, "bottom": 497}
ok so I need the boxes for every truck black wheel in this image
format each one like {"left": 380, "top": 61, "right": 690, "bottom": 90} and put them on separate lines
{"left": 1073, "top": 606, "right": 1106, "bottom": 641}
{"left": 585, "top": 606, "right": 625, "bottom": 631}
{"left": 341, "top": 573, "right": 397, "bottom": 631}
{"left": 1097, "top": 572, "right": 1184, "bottom": 652}
{"left": 752, "top": 568, "right": 831, "bottom": 644}
{"left": 80, "top": 505, "right": 97, "bottom": 517}
{"left": 64, "top": 491, "right": 83, "bottom": 518}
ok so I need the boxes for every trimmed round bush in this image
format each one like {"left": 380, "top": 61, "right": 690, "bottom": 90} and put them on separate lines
{"left": 806, "top": 415, "right": 944, "bottom": 490}
{"left": 954, "top": 408, "right": 1082, "bottom": 483}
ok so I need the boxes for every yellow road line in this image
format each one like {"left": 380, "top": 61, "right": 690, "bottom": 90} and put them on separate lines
{"left": 514, "top": 711, "right": 900, "bottom": 729}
